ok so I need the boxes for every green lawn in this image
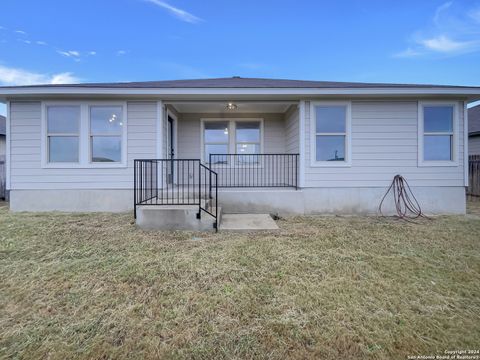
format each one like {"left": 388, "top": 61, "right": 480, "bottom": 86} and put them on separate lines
{"left": 1, "top": 202, "right": 479, "bottom": 359}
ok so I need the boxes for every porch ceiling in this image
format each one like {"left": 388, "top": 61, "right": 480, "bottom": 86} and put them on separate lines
{"left": 168, "top": 101, "right": 296, "bottom": 114}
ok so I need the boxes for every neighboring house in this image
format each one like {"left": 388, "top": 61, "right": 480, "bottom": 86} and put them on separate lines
{"left": 0, "top": 77, "right": 479, "bottom": 226}
{"left": 469, "top": 105, "right": 480, "bottom": 155}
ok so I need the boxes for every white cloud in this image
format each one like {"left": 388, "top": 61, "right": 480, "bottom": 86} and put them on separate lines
{"left": 49, "top": 72, "right": 79, "bottom": 84}
{"left": 393, "top": 48, "right": 423, "bottom": 58}
{"left": 15, "top": 30, "right": 26, "bottom": 35}
{"left": 434, "top": 1, "right": 453, "bottom": 25}
{"left": 19, "top": 39, "right": 31, "bottom": 44}
{"left": 88, "top": 51, "right": 96, "bottom": 55}
{"left": 419, "top": 35, "right": 479, "bottom": 53}
{"left": 117, "top": 50, "right": 127, "bottom": 56}
{"left": 145, "top": 0, "right": 202, "bottom": 23}
{"left": 36, "top": 41, "right": 47, "bottom": 45}
{"left": 395, "top": 2, "right": 480, "bottom": 58}
{"left": 0, "top": 64, "right": 80, "bottom": 86}
{"left": 57, "top": 50, "right": 81, "bottom": 58}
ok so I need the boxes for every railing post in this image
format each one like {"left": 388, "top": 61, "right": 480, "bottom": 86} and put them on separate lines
{"left": 134, "top": 160, "right": 137, "bottom": 218}
{"left": 209, "top": 154, "right": 212, "bottom": 199}
{"left": 197, "top": 161, "right": 201, "bottom": 219}
{"left": 215, "top": 172, "right": 218, "bottom": 231}
{"left": 295, "top": 154, "right": 298, "bottom": 190}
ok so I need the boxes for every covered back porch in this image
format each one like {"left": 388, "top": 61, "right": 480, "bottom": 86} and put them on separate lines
{"left": 134, "top": 100, "right": 301, "bottom": 230}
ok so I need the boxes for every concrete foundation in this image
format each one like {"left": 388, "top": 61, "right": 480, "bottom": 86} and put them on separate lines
{"left": 8, "top": 186, "right": 466, "bottom": 215}
{"left": 218, "top": 186, "right": 466, "bottom": 215}
{"left": 136, "top": 205, "right": 218, "bottom": 231}
{"left": 10, "top": 189, "right": 133, "bottom": 212}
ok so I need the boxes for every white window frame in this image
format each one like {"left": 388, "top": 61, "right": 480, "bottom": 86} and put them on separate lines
{"left": 310, "top": 101, "right": 352, "bottom": 167}
{"left": 418, "top": 101, "right": 459, "bottom": 167}
{"left": 202, "top": 119, "right": 231, "bottom": 164}
{"left": 45, "top": 104, "right": 81, "bottom": 164}
{"left": 41, "top": 101, "right": 127, "bottom": 168}
{"left": 200, "top": 118, "right": 264, "bottom": 166}
{"left": 89, "top": 104, "right": 125, "bottom": 165}
{"left": 235, "top": 120, "right": 262, "bottom": 156}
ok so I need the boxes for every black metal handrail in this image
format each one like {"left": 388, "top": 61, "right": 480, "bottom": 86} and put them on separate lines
{"left": 133, "top": 159, "right": 218, "bottom": 230}
{"left": 209, "top": 153, "right": 299, "bottom": 189}
{"left": 200, "top": 163, "right": 218, "bottom": 228}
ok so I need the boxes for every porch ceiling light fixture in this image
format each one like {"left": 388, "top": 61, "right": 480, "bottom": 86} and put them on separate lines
{"left": 226, "top": 102, "right": 237, "bottom": 110}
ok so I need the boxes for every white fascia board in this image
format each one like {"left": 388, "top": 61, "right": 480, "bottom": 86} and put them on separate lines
{"left": 1, "top": 87, "right": 480, "bottom": 97}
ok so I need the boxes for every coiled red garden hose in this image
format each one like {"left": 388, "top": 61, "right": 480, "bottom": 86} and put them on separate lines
{"left": 379, "top": 175, "right": 429, "bottom": 220}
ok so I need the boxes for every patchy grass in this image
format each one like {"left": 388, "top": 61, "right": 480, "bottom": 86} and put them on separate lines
{"left": 467, "top": 195, "right": 480, "bottom": 217}
{"left": 0, "top": 203, "right": 479, "bottom": 359}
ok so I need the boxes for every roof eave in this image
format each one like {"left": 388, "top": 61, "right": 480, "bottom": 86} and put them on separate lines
{"left": 1, "top": 86, "right": 480, "bottom": 101}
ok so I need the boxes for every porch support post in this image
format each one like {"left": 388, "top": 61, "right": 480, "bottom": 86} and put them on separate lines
{"left": 156, "top": 100, "right": 164, "bottom": 159}
{"left": 6, "top": 101, "right": 11, "bottom": 193}
{"left": 298, "top": 100, "right": 306, "bottom": 188}
{"left": 156, "top": 100, "right": 164, "bottom": 192}
{"left": 464, "top": 101, "right": 468, "bottom": 187}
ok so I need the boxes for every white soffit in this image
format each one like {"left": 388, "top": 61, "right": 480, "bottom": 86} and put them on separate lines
{"left": 170, "top": 101, "right": 294, "bottom": 113}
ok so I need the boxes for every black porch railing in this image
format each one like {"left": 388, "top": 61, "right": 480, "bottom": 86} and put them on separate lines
{"left": 134, "top": 159, "right": 218, "bottom": 230}
{"left": 209, "top": 153, "right": 299, "bottom": 189}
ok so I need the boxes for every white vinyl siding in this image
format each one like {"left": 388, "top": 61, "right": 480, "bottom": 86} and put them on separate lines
{"left": 9, "top": 99, "right": 466, "bottom": 192}
{"left": 303, "top": 100, "right": 465, "bottom": 187}
{"left": 10, "top": 101, "right": 157, "bottom": 189}
{"left": 284, "top": 105, "right": 299, "bottom": 154}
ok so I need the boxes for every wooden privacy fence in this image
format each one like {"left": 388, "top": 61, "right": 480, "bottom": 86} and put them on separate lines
{"left": 0, "top": 157, "right": 5, "bottom": 200}
{"left": 469, "top": 155, "right": 480, "bottom": 197}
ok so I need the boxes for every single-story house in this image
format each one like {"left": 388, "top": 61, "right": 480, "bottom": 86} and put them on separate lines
{"left": 1, "top": 77, "right": 479, "bottom": 228}
{"left": 469, "top": 105, "right": 480, "bottom": 156}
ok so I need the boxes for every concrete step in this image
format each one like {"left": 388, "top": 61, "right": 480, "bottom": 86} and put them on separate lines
{"left": 136, "top": 204, "right": 221, "bottom": 231}
{"left": 219, "top": 213, "right": 279, "bottom": 231}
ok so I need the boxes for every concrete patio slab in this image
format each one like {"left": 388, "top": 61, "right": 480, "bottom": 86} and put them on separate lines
{"left": 219, "top": 213, "right": 279, "bottom": 231}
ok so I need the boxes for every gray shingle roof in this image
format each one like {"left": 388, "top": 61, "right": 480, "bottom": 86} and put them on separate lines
{"left": 469, "top": 105, "right": 480, "bottom": 135}
{"left": 1, "top": 76, "right": 478, "bottom": 89}
{"left": 0, "top": 115, "right": 5, "bottom": 136}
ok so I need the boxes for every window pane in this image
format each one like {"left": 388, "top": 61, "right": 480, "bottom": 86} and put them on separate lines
{"left": 205, "top": 144, "right": 228, "bottom": 164}
{"left": 236, "top": 143, "right": 260, "bottom": 154}
{"left": 424, "top": 106, "right": 453, "bottom": 133}
{"left": 236, "top": 144, "right": 260, "bottom": 164}
{"left": 47, "top": 106, "right": 80, "bottom": 133}
{"left": 236, "top": 122, "right": 260, "bottom": 142}
{"left": 424, "top": 135, "right": 452, "bottom": 161}
{"left": 316, "top": 106, "right": 346, "bottom": 133}
{"left": 92, "top": 136, "right": 122, "bottom": 162}
{"left": 316, "top": 135, "right": 345, "bottom": 161}
{"left": 90, "top": 106, "right": 123, "bottom": 134}
{"left": 204, "top": 122, "right": 229, "bottom": 142}
{"left": 49, "top": 136, "right": 79, "bottom": 162}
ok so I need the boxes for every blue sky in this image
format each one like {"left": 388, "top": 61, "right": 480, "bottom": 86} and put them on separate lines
{"left": 1, "top": 0, "right": 480, "bottom": 115}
